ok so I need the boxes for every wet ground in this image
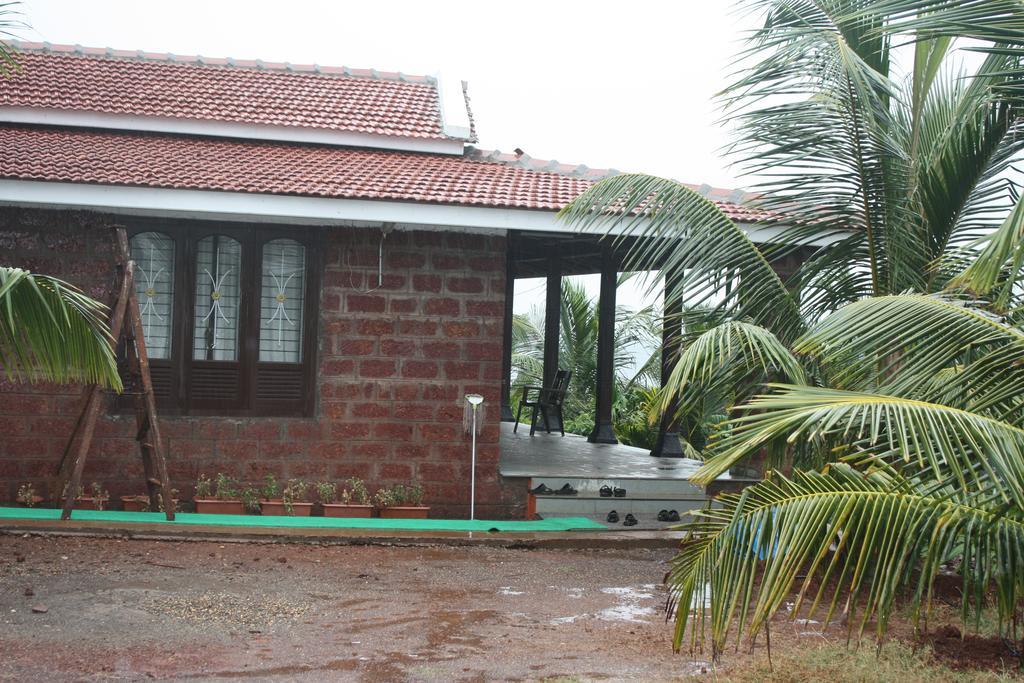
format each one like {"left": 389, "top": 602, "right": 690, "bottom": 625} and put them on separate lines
{"left": 0, "top": 535, "right": 705, "bottom": 681}
{"left": 0, "top": 534, "right": 1018, "bottom": 681}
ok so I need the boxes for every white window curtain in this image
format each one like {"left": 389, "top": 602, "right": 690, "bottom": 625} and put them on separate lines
{"left": 129, "top": 232, "right": 174, "bottom": 360}
{"left": 259, "top": 239, "right": 305, "bottom": 363}
{"left": 193, "top": 235, "right": 241, "bottom": 361}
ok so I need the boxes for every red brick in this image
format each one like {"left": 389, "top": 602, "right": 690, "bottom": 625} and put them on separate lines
{"left": 259, "top": 441, "right": 305, "bottom": 459}
{"left": 347, "top": 294, "right": 386, "bottom": 313}
{"left": 443, "top": 361, "right": 479, "bottom": 380}
{"left": 377, "top": 462, "right": 412, "bottom": 480}
{"left": 413, "top": 231, "right": 444, "bottom": 247}
{"left": 375, "top": 422, "right": 413, "bottom": 439}
{"left": 468, "top": 255, "right": 503, "bottom": 272}
{"left": 398, "top": 320, "right": 437, "bottom": 336}
{"left": 286, "top": 421, "right": 323, "bottom": 440}
{"left": 386, "top": 251, "right": 426, "bottom": 268}
{"left": 394, "top": 404, "right": 433, "bottom": 421}
{"left": 402, "top": 361, "right": 438, "bottom": 379}
{"left": 422, "top": 341, "right": 460, "bottom": 358}
{"left": 435, "top": 404, "right": 463, "bottom": 422}
{"left": 466, "top": 341, "right": 502, "bottom": 361}
{"left": 358, "top": 319, "right": 394, "bottom": 336}
{"left": 331, "top": 462, "right": 373, "bottom": 480}
{"left": 322, "top": 291, "right": 341, "bottom": 311}
{"left": 420, "top": 424, "right": 459, "bottom": 441}
{"left": 0, "top": 417, "right": 27, "bottom": 436}
{"left": 390, "top": 298, "right": 418, "bottom": 314}
{"left": 418, "top": 462, "right": 458, "bottom": 481}
{"left": 378, "top": 274, "right": 407, "bottom": 290}
{"left": 353, "top": 443, "right": 388, "bottom": 459}
{"left": 380, "top": 339, "right": 415, "bottom": 356}
{"left": 432, "top": 254, "right": 464, "bottom": 270}
{"left": 340, "top": 339, "right": 375, "bottom": 355}
{"left": 393, "top": 384, "right": 420, "bottom": 401}
{"left": 360, "top": 359, "right": 396, "bottom": 378}
{"left": 443, "top": 321, "right": 480, "bottom": 338}
{"left": 425, "top": 298, "right": 460, "bottom": 316}
{"left": 423, "top": 384, "right": 459, "bottom": 401}
{"left": 309, "top": 441, "right": 347, "bottom": 459}
{"left": 216, "top": 440, "right": 258, "bottom": 459}
{"left": 446, "top": 276, "right": 484, "bottom": 294}
{"left": 238, "top": 422, "right": 281, "bottom": 441}
{"left": 330, "top": 422, "right": 370, "bottom": 439}
{"left": 322, "top": 358, "right": 355, "bottom": 376}
{"left": 196, "top": 420, "right": 238, "bottom": 440}
{"left": 412, "top": 274, "right": 442, "bottom": 292}
{"left": 466, "top": 300, "right": 504, "bottom": 317}
{"left": 353, "top": 402, "right": 389, "bottom": 418}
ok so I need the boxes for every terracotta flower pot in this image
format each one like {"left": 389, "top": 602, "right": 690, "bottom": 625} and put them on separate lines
{"left": 321, "top": 503, "right": 374, "bottom": 518}
{"left": 260, "top": 500, "right": 313, "bottom": 516}
{"left": 75, "top": 496, "right": 108, "bottom": 511}
{"left": 121, "top": 495, "right": 178, "bottom": 512}
{"left": 18, "top": 495, "right": 44, "bottom": 508}
{"left": 378, "top": 506, "right": 430, "bottom": 519}
{"left": 194, "top": 499, "right": 245, "bottom": 515}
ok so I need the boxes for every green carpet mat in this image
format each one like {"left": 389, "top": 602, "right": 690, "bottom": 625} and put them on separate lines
{"left": 0, "top": 507, "right": 604, "bottom": 532}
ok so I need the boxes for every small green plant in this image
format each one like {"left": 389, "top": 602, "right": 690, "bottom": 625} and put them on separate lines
{"left": 16, "top": 483, "right": 37, "bottom": 507}
{"left": 341, "top": 477, "right": 370, "bottom": 505}
{"left": 214, "top": 473, "right": 239, "bottom": 501}
{"left": 194, "top": 474, "right": 213, "bottom": 499}
{"left": 282, "top": 479, "right": 309, "bottom": 514}
{"left": 405, "top": 483, "right": 424, "bottom": 507}
{"left": 157, "top": 488, "right": 180, "bottom": 513}
{"left": 372, "top": 487, "right": 396, "bottom": 508}
{"left": 61, "top": 482, "right": 85, "bottom": 501}
{"left": 315, "top": 481, "right": 337, "bottom": 504}
{"left": 261, "top": 473, "right": 281, "bottom": 500}
{"left": 89, "top": 482, "right": 109, "bottom": 510}
{"left": 375, "top": 483, "right": 425, "bottom": 507}
{"left": 240, "top": 486, "right": 260, "bottom": 514}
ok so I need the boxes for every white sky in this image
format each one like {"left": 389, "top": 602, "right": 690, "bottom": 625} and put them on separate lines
{"left": 16, "top": 0, "right": 754, "bottom": 188}
{"left": 15, "top": 0, "right": 757, "bottom": 316}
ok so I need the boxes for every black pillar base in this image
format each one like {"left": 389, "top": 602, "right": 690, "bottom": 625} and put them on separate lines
{"left": 501, "top": 404, "right": 515, "bottom": 422}
{"left": 588, "top": 422, "right": 618, "bottom": 444}
{"left": 651, "top": 431, "right": 685, "bottom": 458}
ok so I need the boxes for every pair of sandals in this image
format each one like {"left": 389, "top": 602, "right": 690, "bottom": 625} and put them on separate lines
{"left": 606, "top": 510, "right": 637, "bottom": 526}
{"left": 530, "top": 483, "right": 577, "bottom": 496}
{"left": 657, "top": 510, "right": 681, "bottom": 522}
{"left": 599, "top": 485, "right": 626, "bottom": 498}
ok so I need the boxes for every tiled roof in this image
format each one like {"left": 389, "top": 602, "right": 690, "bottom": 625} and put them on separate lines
{"left": 0, "top": 125, "right": 768, "bottom": 221}
{"left": 2, "top": 43, "right": 473, "bottom": 141}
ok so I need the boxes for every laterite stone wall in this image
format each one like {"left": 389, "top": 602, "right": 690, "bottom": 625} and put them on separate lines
{"left": 0, "top": 207, "right": 527, "bottom": 519}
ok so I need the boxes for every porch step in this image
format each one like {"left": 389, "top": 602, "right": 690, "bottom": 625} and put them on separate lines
{"left": 529, "top": 476, "right": 708, "bottom": 522}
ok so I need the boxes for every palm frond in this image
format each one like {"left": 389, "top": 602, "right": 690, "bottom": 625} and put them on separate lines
{"left": 0, "top": 267, "right": 122, "bottom": 389}
{"left": 670, "top": 464, "right": 1024, "bottom": 657}
{"left": 557, "top": 174, "right": 803, "bottom": 344}
{"left": 692, "top": 386, "right": 1024, "bottom": 508}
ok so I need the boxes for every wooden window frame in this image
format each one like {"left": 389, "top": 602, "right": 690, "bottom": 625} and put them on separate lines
{"left": 126, "top": 218, "right": 321, "bottom": 418}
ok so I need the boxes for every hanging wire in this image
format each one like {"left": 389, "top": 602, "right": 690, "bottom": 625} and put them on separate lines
{"left": 463, "top": 401, "right": 485, "bottom": 435}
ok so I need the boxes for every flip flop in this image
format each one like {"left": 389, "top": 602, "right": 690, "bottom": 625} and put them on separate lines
{"left": 599, "top": 485, "right": 613, "bottom": 498}
{"left": 623, "top": 513, "right": 638, "bottom": 527}
{"left": 554, "top": 483, "right": 578, "bottom": 496}
{"left": 657, "top": 510, "right": 669, "bottom": 521}
{"left": 667, "top": 510, "right": 681, "bottom": 522}
{"left": 530, "top": 483, "right": 554, "bottom": 495}
{"left": 606, "top": 510, "right": 619, "bottom": 523}
{"left": 613, "top": 487, "right": 627, "bottom": 498}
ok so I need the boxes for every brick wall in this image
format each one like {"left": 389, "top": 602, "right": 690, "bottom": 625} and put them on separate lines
{"left": 0, "top": 207, "right": 526, "bottom": 519}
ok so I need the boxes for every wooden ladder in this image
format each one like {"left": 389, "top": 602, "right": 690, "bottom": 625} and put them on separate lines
{"left": 55, "top": 227, "right": 175, "bottom": 521}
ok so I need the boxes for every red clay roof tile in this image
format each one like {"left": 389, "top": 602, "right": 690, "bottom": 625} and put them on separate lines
{"left": 0, "top": 125, "right": 769, "bottom": 220}
{"left": 2, "top": 44, "right": 469, "bottom": 141}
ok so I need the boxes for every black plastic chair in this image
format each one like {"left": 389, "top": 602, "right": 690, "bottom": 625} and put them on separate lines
{"left": 514, "top": 369, "right": 572, "bottom": 436}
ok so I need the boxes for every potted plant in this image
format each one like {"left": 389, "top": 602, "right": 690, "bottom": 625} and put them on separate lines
{"left": 240, "top": 486, "right": 261, "bottom": 515}
{"left": 16, "top": 483, "right": 42, "bottom": 507}
{"left": 262, "top": 478, "right": 312, "bottom": 516}
{"left": 124, "top": 489, "right": 180, "bottom": 512}
{"left": 374, "top": 483, "right": 429, "bottom": 519}
{"left": 76, "top": 482, "right": 109, "bottom": 511}
{"left": 320, "top": 477, "right": 373, "bottom": 518}
{"left": 193, "top": 473, "right": 245, "bottom": 514}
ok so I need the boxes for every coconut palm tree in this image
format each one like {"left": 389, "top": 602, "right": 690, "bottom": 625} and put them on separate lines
{"left": 1, "top": 267, "right": 122, "bottom": 389}
{"left": 560, "top": 0, "right": 1024, "bottom": 659}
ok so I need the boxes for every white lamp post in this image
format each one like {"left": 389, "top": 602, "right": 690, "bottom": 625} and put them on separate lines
{"left": 465, "top": 393, "right": 484, "bottom": 520}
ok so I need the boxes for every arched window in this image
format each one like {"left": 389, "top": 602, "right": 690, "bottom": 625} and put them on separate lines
{"left": 193, "top": 235, "right": 242, "bottom": 361}
{"left": 129, "top": 232, "right": 174, "bottom": 360}
{"left": 259, "top": 239, "right": 306, "bottom": 363}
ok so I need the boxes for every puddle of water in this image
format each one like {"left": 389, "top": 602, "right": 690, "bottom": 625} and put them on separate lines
{"left": 498, "top": 587, "right": 524, "bottom": 596}
{"left": 550, "top": 614, "right": 585, "bottom": 625}
{"left": 597, "top": 604, "right": 655, "bottom": 623}
{"left": 600, "top": 586, "right": 654, "bottom": 600}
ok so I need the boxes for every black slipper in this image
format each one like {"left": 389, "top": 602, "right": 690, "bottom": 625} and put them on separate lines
{"left": 599, "top": 485, "right": 613, "bottom": 498}
{"left": 657, "top": 510, "right": 669, "bottom": 521}
{"left": 623, "top": 513, "right": 638, "bottom": 527}
{"left": 606, "top": 510, "right": 619, "bottom": 523}
{"left": 555, "top": 483, "right": 578, "bottom": 496}
{"left": 667, "top": 510, "right": 680, "bottom": 522}
{"left": 530, "top": 483, "right": 553, "bottom": 495}
{"left": 613, "top": 487, "right": 626, "bottom": 498}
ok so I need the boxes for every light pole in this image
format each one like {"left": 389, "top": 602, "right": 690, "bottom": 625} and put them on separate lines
{"left": 465, "top": 393, "right": 484, "bottom": 520}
